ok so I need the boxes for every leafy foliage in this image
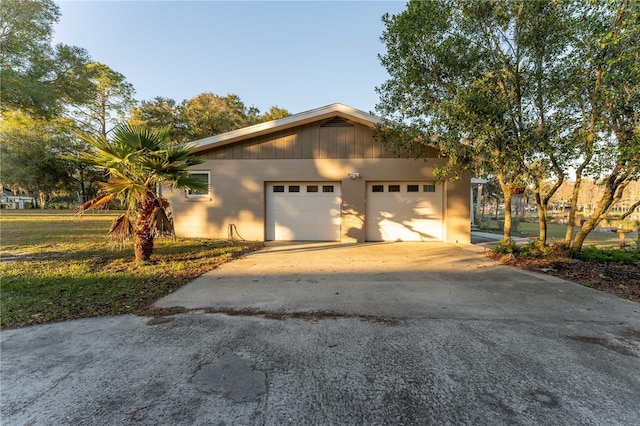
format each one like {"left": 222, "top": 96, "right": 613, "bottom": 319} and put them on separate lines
{"left": 0, "top": 110, "right": 79, "bottom": 206}
{"left": 76, "top": 124, "right": 205, "bottom": 262}
{"left": 0, "top": 0, "right": 94, "bottom": 116}
{"left": 128, "top": 96, "right": 187, "bottom": 142}
{"left": 66, "top": 62, "right": 137, "bottom": 137}
{"left": 375, "top": 0, "right": 573, "bottom": 244}
{"left": 492, "top": 240, "right": 570, "bottom": 258}
{"left": 129, "top": 94, "right": 291, "bottom": 142}
{"left": 376, "top": 0, "right": 640, "bottom": 249}
{"left": 492, "top": 240, "right": 639, "bottom": 264}
{"left": 565, "top": 0, "right": 640, "bottom": 252}
{"left": 576, "top": 247, "right": 640, "bottom": 264}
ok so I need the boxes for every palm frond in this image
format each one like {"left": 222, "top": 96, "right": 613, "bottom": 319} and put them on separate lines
{"left": 71, "top": 123, "right": 205, "bottom": 261}
{"left": 101, "top": 177, "right": 146, "bottom": 196}
{"left": 107, "top": 213, "right": 133, "bottom": 247}
{"left": 75, "top": 193, "right": 115, "bottom": 214}
{"left": 173, "top": 173, "right": 209, "bottom": 192}
{"left": 151, "top": 205, "right": 175, "bottom": 238}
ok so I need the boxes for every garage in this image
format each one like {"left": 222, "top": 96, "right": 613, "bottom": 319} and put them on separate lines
{"left": 266, "top": 182, "right": 342, "bottom": 241}
{"left": 366, "top": 181, "right": 443, "bottom": 241}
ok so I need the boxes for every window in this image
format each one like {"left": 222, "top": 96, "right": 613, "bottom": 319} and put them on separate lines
{"left": 289, "top": 185, "right": 300, "bottom": 193}
{"left": 388, "top": 185, "right": 400, "bottom": 192}
{"left": 407, "top": 185, "right": 419, "bottom": 192}
{"left": 307, "top": 185, "right": 318, "bottom": 192}
{"left": 423, "top": 184, "right": 436, "bottom": 192}
{"left": 273, "top": 185, "right": 285, "bottom": 193}
{"left": 322, "top": 185, "right": 334, "bottom": 193}
{"left": 186, "top": 172, "right": 210, "bottom": 198}
{"left": 372, "top": 185, "right": 384, "bottom": 192}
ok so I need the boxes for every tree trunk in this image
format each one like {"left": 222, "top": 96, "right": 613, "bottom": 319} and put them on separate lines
{"left": 79, "top": 166, "right": 87, "bottom": 202}
{"left": 564, "top": 170, "right": 584, "bottom": 244}
{"left": 535, "top": 192, "right": 547, "bottom": 248}
{"left": 477, "top": 183, "right": 484, "bottom": 224}
{"left": 571, "top": 174, "right": 620, "bottom": 253}
{"left": 133, "top": 195, "right": 156, "bottom": 263}
{"left": 134, "top": 229, "right": 154, "bottom": 263}
{"left": 38, "top": 191, "right": 46, "bottom": 209}
{"left": 497, "top": 173, "right": 512, "bottom": 245}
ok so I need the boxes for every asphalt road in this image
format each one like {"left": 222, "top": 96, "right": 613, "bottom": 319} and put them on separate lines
{"left": 1, "top": 243, "right": 639, "bottom": 425}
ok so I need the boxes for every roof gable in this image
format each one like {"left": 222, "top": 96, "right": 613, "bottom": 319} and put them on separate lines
{"left": 191, "top": 103, "right": 380, "bottom": 153}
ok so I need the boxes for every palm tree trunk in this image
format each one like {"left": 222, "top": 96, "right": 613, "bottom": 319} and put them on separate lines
{"left": 134, "top": 195, "right": 156, "bottom": 263}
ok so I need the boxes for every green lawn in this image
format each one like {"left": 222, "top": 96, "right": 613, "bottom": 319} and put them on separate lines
{"left": 480, "top": 218, "right": 639, "bottom": 249}
{"left": 0, "top": 210, "right": 261, "bottom": 329}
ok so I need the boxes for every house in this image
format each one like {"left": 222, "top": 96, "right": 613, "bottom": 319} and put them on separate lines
{"left": 165, "top": 103, "right": 471, "bottom": 243}
{"left": 0, "top": 189, "right": 35, "bottom": 209}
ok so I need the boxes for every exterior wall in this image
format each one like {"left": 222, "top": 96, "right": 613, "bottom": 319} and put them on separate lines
{"left": 445, "top": 177, "right": 472, "bottom": 244}
{"left": 165, "top": 120, "right": 470, "bottom": 244}
{"left": 203, "top": 122, "right": 440, "bottom": 160}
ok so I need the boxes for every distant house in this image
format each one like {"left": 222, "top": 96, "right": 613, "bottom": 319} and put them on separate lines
{"left": 0, "top": 190, "right": 34, "bottom": 209}
{"left": 165, "top": 103, "right": 470, "bottom": 243}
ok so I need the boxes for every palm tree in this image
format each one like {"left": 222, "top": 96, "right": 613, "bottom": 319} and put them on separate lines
{"left": 76, "top": 124, "right": 205, "bottom": 263}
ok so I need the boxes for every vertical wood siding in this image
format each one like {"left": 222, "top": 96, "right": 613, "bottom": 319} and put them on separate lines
{"left": 203, "top": 119, "right": 440, "bottom": 160}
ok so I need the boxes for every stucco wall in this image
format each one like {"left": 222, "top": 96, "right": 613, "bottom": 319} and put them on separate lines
{"left": 165, "top": 157, "right": 471, "bottom": 244}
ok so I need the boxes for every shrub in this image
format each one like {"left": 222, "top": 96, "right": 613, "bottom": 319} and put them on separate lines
{"left": 576, "top": 247, "right": 640, "bottom": 263}
{"left": 492, "top": 241, "right": 570, "bottom": 259}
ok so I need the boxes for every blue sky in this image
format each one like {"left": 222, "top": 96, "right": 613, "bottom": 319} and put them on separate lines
{"left": 53, "top": 1, "right": 407, "bottom": 115}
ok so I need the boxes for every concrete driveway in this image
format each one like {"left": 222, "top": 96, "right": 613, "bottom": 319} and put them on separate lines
{"left": 156, "top": 242, "right": 636, "bottom": 322}
{"left": 2, "top": 242, "right": 639, "bottom": 425}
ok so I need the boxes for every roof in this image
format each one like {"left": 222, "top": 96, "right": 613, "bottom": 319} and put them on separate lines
{"left": 190, "top": 103, "right": 382, "bottom": 153}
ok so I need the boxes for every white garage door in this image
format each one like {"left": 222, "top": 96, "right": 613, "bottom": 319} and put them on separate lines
{"left": 266, "top": 182, "right": 341, "bottom": 241}
{"left": 366, "top": 182, "right": 443, "bottom": 241}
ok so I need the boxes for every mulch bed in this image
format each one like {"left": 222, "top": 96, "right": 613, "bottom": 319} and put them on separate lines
{"left": 487, "top": 253, "right": 640, "bottom": 302}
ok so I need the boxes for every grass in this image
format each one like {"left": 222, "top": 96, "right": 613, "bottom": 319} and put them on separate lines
{"left": 0, "top": 210, "right": 262, "bottom": 329}
{"left": 479, "top": 218, "right": 638, "bottom": 249}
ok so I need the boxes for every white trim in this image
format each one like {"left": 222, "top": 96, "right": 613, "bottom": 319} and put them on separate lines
{"left": 185, "top": 171, "right": 211, "bottom": 199}
{"left": 191, "top": 103, "right": 381, "bottom": 153}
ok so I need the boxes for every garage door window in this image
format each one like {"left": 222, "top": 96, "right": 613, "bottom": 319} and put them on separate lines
{"left": 388, "top": 185, "right": 400, "bottom": 192}
{"left": 289, "top": 185, "right": 300, "bottom": 192}
{"left": 372, "top": 185, "right": 384, "bottom": 193}
{"left": 322, "top": 185, "right": 334, "bottom": 193}
{"left": 423, "top": 184, "right": 436, "bottom": 192}
{"left": 407, "top": 185, "right": 419, "bottom": 192}
{"left": 273, "top": 185, "right": 285, "bottom": 192}
{"left": 307, "top": 185, "right": 318, "bottom": 192}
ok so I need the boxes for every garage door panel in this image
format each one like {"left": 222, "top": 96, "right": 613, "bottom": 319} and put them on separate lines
{"left": 273, "top": 225, "right": 340, "bottom": 241}
{"left": 366, "top": 182, "right": 443, "bottom": 242}
{"left": 266, "top": 182, "right": 341, "bottom": 241}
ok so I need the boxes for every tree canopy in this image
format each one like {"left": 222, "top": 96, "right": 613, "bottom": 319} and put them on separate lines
{"left": 129, "top": 94, "right": 290, "bottom": 142}
{"left": 375, "top": 0, "right": 640, "bottom": 250}
{"left": 0, "top": 110, "right": 77, "bottom": 207}
{"left": 66, "top": 62, "right": 137, "bottom": 137}
{"left": 1, "top": 0, "right": 291, "bottom": 209}
{"left": 0, "top": 0, "right": 93, "bottom": 116}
